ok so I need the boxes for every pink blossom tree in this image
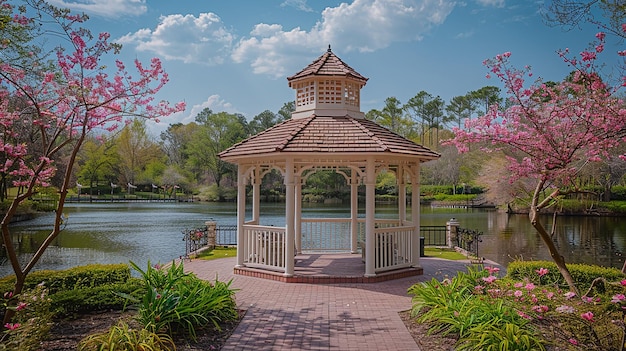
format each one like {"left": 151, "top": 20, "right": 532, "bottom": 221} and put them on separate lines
{"left": 0, "top": 0, "right": 184, "bottom": 324}
{"left": 448, "top": 32, "right": 626, "bottom": 293}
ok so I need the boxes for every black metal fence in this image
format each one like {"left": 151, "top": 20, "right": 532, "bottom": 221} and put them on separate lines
{"left": 456, "top": 227, "right": 483, "bottom": 259}
{"left": 216, "top": 225, "right": 237, "bottom": 245}
{"left": 420, "top": 226, "right": 447, "bottom": 246}
{"left": 182, "top": 224, "right": 238, "bottom": 258}
{"left": 182, "top": 226, "right": 209, "bottom": 258}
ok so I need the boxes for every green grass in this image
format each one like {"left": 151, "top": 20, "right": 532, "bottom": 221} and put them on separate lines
{"left": 423, "top": 247, "right": 467, "bottom": 260}
{"left": 196, "top": 247, "right": 237, "bottom": 260}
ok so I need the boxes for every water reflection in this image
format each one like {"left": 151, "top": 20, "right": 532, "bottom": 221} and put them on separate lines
{"left": 1, "top": 202, "right": 625, "bottom": 277}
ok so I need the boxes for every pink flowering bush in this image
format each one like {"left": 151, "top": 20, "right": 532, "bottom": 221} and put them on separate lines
{"left": 0, "top": 285, "right": 53, "bottom": 351}
{"left": 409, "top": 262, "right": 626, "bottom": 350}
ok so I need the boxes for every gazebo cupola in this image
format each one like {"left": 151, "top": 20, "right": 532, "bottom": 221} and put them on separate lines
{"left": 287, "top": 45, "right": 368, "bottom": 119}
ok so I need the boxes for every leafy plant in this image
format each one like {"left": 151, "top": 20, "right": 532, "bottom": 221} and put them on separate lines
{"left": 458, "top": 322, "right": 545, "bottom": 351}
{"left": 78, "top": 320, "right": 175, "bottom": 351}
{"left": 127, "top": 261, "right": 238, "bottom": 339}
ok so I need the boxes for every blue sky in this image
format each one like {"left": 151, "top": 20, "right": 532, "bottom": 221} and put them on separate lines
{"left": 46, "top": 0, "right": 624, "bottom": 135}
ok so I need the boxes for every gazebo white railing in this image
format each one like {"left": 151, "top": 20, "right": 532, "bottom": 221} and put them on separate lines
{"left": 241, "top": 224, "right": 286, "bottom": 272}
{"left": 242, "top": 218, "right": 415, "bottom": 273}
{"left": 373, "top": 225, "right": 414, "bottom": 272}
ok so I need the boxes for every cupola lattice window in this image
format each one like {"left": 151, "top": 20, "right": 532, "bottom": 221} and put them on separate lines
{"left": 318, "top": 80, "right": 342, "bottom": 104}
{"left": 344, "top": 82, "right": 359, "bottom": 107}
{"left": 296, "top": 81, "right": 315, "bottom": 107}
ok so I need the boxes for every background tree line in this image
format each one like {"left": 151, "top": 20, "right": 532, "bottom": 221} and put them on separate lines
{"left": 63, "top": 82, "right": 626, "bottom": 207}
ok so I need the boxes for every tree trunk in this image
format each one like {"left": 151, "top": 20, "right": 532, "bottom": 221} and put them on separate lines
{"left": 529, "top": 208, "right": 579, "bottom": 294}
{"left": 530, "top": 180, "right": 579, "bottom": 295}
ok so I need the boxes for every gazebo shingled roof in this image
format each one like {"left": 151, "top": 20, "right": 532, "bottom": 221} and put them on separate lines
{"left": 287, "top": 45, "right": 368, "bottom": 84}
{"left": 218, "top": 115, "right": 440, "bottom": 160}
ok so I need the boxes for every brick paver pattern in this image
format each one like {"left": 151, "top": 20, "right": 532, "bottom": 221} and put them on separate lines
{"left": 185, "top": 255, "right": 502, "bottom": 350}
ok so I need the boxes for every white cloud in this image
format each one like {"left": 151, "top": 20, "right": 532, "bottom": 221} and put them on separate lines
{"left": 476, "top": 0, "right": 505, "bottom": 7}
{"left": 147, "top": 95, "right": 240, "bottom": 135}
{"left": 46, "top": 0, "right": 147, "bottom": 17}
{"left": 116, "top": 13, "right": 235, "bottom": 65}
{"left": 281, "top": 0, "right": 314, "bottom": 12}
{"left": 232, "top": 0, "right": 456, "bottom": 77}
{"left": 455, "top": 30, "right": 475, "bottom": 39}
{"left": 113, "top": 0, "right": 456, "bottom": 77}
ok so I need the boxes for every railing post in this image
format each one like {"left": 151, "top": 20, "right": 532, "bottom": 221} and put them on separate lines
{"left": 205, "top": 221, "right": 217, "bottom": 249}
{"left": 446, "top": 218, "right": 460, "bottom": 248}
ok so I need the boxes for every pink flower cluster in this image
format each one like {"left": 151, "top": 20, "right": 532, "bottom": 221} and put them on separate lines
{"left": 4, "top": 322, "right": 20, "bottom": 330}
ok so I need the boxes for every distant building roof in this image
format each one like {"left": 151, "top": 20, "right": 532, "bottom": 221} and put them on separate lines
{"left": 287, "top": 46, "right": 368, "bottom": 84}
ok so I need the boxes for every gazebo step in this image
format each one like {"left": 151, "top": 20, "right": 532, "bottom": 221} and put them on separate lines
{"left": 233, "top": 266, "right": 423, "bottom": 284}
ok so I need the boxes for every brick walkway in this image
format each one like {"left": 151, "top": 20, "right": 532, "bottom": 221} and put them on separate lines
{"left": 184, "top": 254, "right": 502, "bottom": 350}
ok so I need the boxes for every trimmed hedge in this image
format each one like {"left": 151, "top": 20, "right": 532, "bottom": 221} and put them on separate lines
{"left": 507, "top": 260, "right": 625, "bottom": 291}
{"left": 0, "top": 264, "right": 139, "bottom": 318}
{"left": 50, "top": 279, "right": 144, "bottom": 317}
{"left": 0, "top": 263, "right": 131, "bottom": 296}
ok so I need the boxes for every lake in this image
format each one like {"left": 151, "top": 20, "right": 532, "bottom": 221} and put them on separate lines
{"left": 1, "top": 202, "right": 625, "bottom": 277}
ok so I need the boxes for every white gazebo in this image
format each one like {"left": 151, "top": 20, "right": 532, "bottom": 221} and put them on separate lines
{"left": 219, "top": 46, "right": 440, "bottom": 281}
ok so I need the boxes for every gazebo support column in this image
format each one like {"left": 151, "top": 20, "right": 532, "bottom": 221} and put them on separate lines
{"left": 411, "top": 165, "right": 421, "bottom": 267}
{"left": 350, "top": 174, "right": 358, "bottom": 254}
{"left": 398, "top": 165, "right": 406, "bottom": 224}
{"left": 284, "top": 159, "right": 296, "bottom": 277}
{"left": 252, "top": 168, "right": 261, "bottom": 224}
{"left": 295, "top": 174, "right": 302, "bottom": 254}
{"left": 236, "top": 166, "right": 247, "bottom": 268}
{"left": 364, "top": 158, "right": 376, "bottom": 277}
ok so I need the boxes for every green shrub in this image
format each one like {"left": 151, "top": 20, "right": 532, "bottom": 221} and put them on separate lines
{"left": 78, "top": 320, "right": 175, "bottom": 351}
{"left": 597, "top": 201, "right": 626, "bottom": 213}
{"left": 610, "top": 186, "right": 626, "bottom": 200}
{"left": 506, "top": 260, "right": 625, "bottom": 291}
{"left": 0, "top": 264, "right": 131, "bottom": 296}
{"left": 0, "top": 264, "right": 135, "bottom": 320}
{"left": 50, "top": 279, "right": 144, "bottom": 317}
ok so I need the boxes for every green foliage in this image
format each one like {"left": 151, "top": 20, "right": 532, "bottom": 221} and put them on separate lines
{"left": 199, "top": 183, "right": 237, "bottom": 201}
{"left": 0, "top": 264, "right": 135, "bottom": 320}
{"left": 128, "top": 261, "right": 238, "bottom": 339}
{"left": 458, "top": 323, "right": 545, "bottom": 351}
{"left": 611, "top": 186, "right": 626, "bottom": 200}
{"left": 421, "top": 185, "right": 484, "bottom": 196}
{"left": 0, "top": 285, "right": 54, "bottom": 351}
{"left": 432, "top": 194, "right": 478, "bottom": 202}
{"left": 78, "top": 320, "right": 175, "bottom": 351}
{"left": 0, "top": 264, "right": 131, "bottom": 296}
{"left": 597, "top": 201, "right": 626, "bottom": 213}
{"left": 506, "top": 260, "right": 625, "bottom": 291}
{"left": 408, "top": 266, "right": 483, "bottom": 319}
{"left": 50, "top": 279, "right": 144, "bottom": 317}
{"left": 408, "top": 266, "right": 545, "bottom": 350}
{"left": 409, "top": 261, "right": 626, "bottom": 350}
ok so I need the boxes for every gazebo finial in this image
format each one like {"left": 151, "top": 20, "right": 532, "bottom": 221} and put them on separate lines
{"left": 328, "top": 44, "right": 331, "bottom": 52}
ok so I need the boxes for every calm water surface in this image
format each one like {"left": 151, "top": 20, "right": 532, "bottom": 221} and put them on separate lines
{"left": 2, "top": 202, "right": 625, "bottom": 277}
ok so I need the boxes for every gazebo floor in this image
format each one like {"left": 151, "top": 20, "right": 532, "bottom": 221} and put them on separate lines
{"left": 233, "top": 252, "right": 423, "bottom": 284}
